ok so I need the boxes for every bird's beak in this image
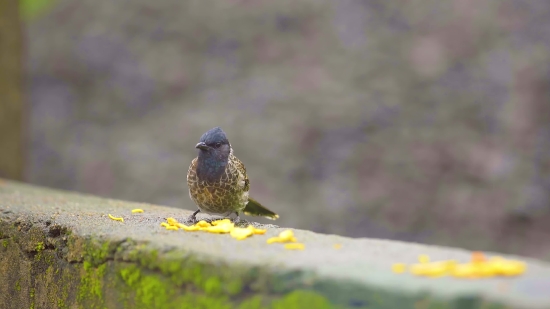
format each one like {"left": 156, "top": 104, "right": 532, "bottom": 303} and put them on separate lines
{"left": 195, "top": 142, "right": 209, "bottom": 150}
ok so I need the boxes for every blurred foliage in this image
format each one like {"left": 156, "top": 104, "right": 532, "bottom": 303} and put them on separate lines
{"left": 20, "top": 0, "right": 55, "bottom": 20}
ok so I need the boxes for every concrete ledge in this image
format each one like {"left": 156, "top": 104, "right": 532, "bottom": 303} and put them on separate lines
{"left": 1, "top": 180, "right": 550, "bottom": 309}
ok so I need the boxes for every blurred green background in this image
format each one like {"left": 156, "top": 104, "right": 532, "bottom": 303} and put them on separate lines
{"left": 3, "top": 0, "right": 550, "bottom": 260}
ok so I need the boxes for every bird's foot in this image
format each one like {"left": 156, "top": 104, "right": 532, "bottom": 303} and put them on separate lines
{"left": 187, "top": 209, "right": 201, "bottom": 224}
{"left": 232, "top": 212, "right": 250, "bottom": 227}
{"left": 232, "top": 211, "right": 243, "bottom": 224}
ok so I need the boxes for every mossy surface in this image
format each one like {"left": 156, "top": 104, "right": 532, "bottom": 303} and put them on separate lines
{"left": 0, "top": 223, "right": 512, "bottom": 309}
{"left": 0, "top": 181, "right": 535, "bottom": 309}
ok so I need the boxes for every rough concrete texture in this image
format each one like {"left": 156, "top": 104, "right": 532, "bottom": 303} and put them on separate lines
{"left": 24, "top": 0, "right": 550, "bottom": 260}
{"left": 1, "top": 180, "right": 550, "bottom": 309}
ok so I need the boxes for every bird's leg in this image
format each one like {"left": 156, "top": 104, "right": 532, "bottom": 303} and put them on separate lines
{"left": 189, "top": 209, "right": 201, "bottom": 223}
{"left": 233, "top": 212, "right": 241, "bottom": 224}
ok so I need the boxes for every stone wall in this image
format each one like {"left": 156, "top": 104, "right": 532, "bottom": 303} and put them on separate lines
{"left": 2, "top": 180, "right": 550, "bottom": 308}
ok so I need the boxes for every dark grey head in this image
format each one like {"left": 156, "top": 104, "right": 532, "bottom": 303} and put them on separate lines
{"left": 195, "top": 127, "right": 231, "bottom": 181}
{"left": 195, "top": 127, "right": 230, "bottom": 153}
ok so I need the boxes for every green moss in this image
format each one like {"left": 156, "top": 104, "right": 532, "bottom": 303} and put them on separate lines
{"left": 116, "top": 261, "right": 338, "bottom": 309}
{"left": 78, "top": 261, "right": 106, "bottom": 308}
{"left": 30, "top": 287, "right": 36, "bottom": 309}
{"left": 15, "top": 279, "right": 21, "bottom": 291}
{"left": 57, "top": 298, "right": 66, "bottom": 309}
{"left": 59, "top": 269, "right": 73, "bottom": 308}
{"left": 84, "top": 240, "right": 111, "bottom": 266}
{"left": 238, "top": 295, "right": 265, "bottom": 309}
{"left": 118, "top": 264, "right": 240, "bottom": 309}
{"left": 271, "top": 290, "right": 332, "bottom": 309}
{"left": 119, "top": 265, "right": 170, "bottom": 308}
{"left": 35, "top": 241, "right": 44, "bottom": 252}
{"left": 178, "top": 293, "right": 233, "bottom": 309}
{"left": 204, "top": 276, "right": 222, "bottom": 295}
{"left": 225, "top": 278, "right": 243, "bottom": 296}
{"left": 2, "top": 239, "right": 7, "bottom": 248}
{"left": 44, "top": 252, "right": 54, "bottom": 265}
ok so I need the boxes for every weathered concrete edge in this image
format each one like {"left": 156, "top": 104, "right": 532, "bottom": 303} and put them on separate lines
{"left": 0, "top": 180, "right": 548, "bottom": 309}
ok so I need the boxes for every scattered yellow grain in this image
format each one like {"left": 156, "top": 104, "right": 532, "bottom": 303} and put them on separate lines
{"left": 196, "top": 220, "right": 211, "bottom": 228}
{"left": 487, "top": 258, "right": 526, "bottom": 277}
{"left": 279, "top": 230, "right": 295, "bottom": 241}
{"left": 392, "top": 263, "right": 407, "bottom": 274}
{"left": 211, "top": 219, "right": 232, "bottom": 226}
{"left": 230, "top": 227, "right": 254, "bottom": 240}
{"left": 471, "top": 251, "right": 486, "bottom": 263}
{"left": 108, "top": 214, "right": 124, "bottom": 222}
{"left": 410, "top": 261, "right": 453, "bottom": 277}
{"left": 247, "top": 225, "right": 266, "bottom": 235}
{"left": 266, "top": 237, "right": 282, "bottom": 244}
{"left": 418, "top": 254, "right": 430, "bottom": 263}
{"left": 202, "top": 223, "right": 234, "bottom": 234}
{"left": 159, "top": 217, "right": 271, "bottom": 241}
{"left": 393, "top": 252, "right": 526, "bottom": 279}
{"left": 166, "top": 217, "right": 179, "bottom": 226}
{"left": 284, "top": 243, "right": 305, "bottom": 250}
{"left": 131, "top": 209, "right": 144, "bottom": 213}
{"left": 179, "top": 224, "right": 200, "bottom": 231}
{"left": 267, "top": 230, "right": 300, "bottom": 245}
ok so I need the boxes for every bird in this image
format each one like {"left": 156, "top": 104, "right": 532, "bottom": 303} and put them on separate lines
{"left": 186, "top": 127, "right": 279, "bottom": 223}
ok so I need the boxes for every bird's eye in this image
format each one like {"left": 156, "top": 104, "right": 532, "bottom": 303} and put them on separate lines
{"left": 214, "top": 142, "right": 222, "bottom": 148}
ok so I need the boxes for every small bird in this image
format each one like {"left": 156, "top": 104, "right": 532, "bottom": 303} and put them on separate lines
{"left": 187, "top": 127, "right": 279, "bottom": 223}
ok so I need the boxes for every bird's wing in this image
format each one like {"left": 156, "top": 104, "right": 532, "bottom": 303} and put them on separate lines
{"left": 244, "top": 197, "right": 279, "bottom": 220}
{"left": 232, "top": 155, "right": 250, "bottom": 192}
{"left": 187, "top": 157, "right": 198, "bottom": 181}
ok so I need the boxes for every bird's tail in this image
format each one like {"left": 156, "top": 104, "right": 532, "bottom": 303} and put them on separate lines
{"left": 243, "top": 197, "right": 279, "bottom": 220}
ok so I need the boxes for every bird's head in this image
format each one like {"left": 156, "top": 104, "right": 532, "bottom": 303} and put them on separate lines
{"left": 195, "top": 127, "right": 231, "bottom": 158}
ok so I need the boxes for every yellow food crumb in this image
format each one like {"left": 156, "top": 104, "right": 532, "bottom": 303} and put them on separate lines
{"left": 392, "top": 263, "right": 407, "bottom": 274}
{"left": 267, "top": 230, "right": 298, "bottom": 244}
{"left": 108, "top": 214, "right": 124, "bottom": 222}
{"left": 284, "top": 243, "right": 305, "bottom": 250}
{"left": 211, "top": 219, "right": 232, "bottom": 226}
{"left": 131, "top": 209, "right": 144, "bottom": 213}
{"left": 179, "top": 224, "right": 200, "bottom": 231}
{"left": 230, "top": 227, "right": 254, "bottom": 240}
{"left": 471, "top": 251, "right": 486, "bottom": 263}
{"left": 202, "top": 223, "right": 234, "bottom": 234}
{"left": 196, "top": 220, "right": 211, "bottom": 228}
{"left": 279, "top": 230, "right": 295, "bottom": 240}
{"left": 166, "top": 217, "right": 179, "bottom": 226}
{"left": 333, "top": 244, "right": 342, "bottom": 249}
{"left": 247, "top": 225, "right": 266, "bottom": 235}
{"left": 393, "top": 252, "right": 526, "bottom": 279}
{"left": 410, "top": 261, "right": 453, "bottom": 277}
{"left": 266, "top": 237, "right": 281, "bottom": 244}
{"left": 418, "top": 254, "right": 430, "bottom": 263}
{"left": 159, "top": 217, "right": 271, "bottom": 241}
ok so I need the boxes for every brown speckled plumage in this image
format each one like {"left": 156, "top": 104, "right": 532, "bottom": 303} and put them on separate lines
{"left": 186, "top": 127, "right": 278, "bottom": 222}
{"left": 187, "top": 151, "right": 249, "bottom": 217}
